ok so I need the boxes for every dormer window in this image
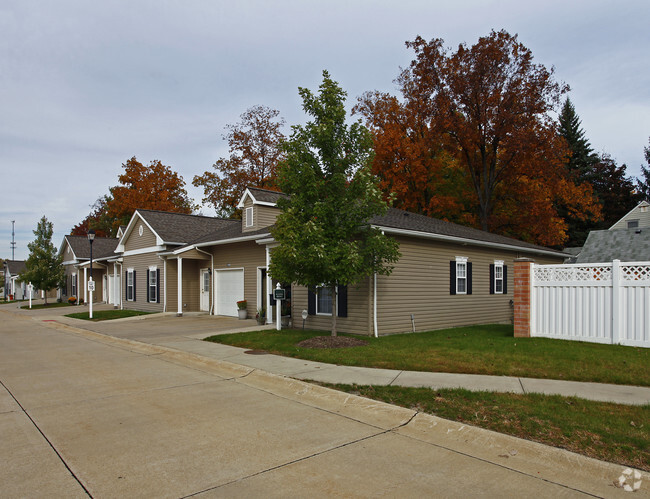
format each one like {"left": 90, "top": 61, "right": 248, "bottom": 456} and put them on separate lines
{"left": 245, "top": 207, "right": 254, "bottom": 228}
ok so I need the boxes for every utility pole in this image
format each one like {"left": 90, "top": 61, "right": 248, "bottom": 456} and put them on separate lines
{"left": 10, "top": 221, "right": 16, "bottom": 260}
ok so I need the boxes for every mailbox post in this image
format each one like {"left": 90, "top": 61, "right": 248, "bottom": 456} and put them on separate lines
{"left": 273, "top": 283, "right": 285, "bottom": 331}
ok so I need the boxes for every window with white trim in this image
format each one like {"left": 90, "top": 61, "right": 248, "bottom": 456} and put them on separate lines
{"left": 126, "top": 269, "right": 135, "bottom": 301}
{"left": 494, "top": 261, "right": 504, "bottom": 294}
{"left": 456, "top": 257, "right": 467, "bottom": 294}
{"left": 71, "top": 273, "right": 77, "bottom": 297}
{"left": 316, "top": 286, "right": 333, "bottom": 315}
{"left": 148, "top": 267, "right": 157, "bottom": 303}
{"left": 245, "top": 206, "right": 254, "bottom": 227}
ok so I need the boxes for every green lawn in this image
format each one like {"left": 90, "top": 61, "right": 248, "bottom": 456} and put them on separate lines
{"left": 324, "top": 384, "right": 649, "bottom": 472}
{"left": 205, "top": 324, "right": 650, "bottom": 386}
{"left": 65, "top": 310, "right": 153, "bottom": 321}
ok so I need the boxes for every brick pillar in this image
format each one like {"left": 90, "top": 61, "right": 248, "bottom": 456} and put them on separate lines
{"left": 514, "top": 258, "right": 534, "bottom": 338}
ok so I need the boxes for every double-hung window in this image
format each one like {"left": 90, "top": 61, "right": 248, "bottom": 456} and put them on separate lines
{"left": 316, "top": 286, "right": 333, "bottom": 315}
{"left": 456, "top": 257, "right": 467, "bottom": 294}
{"left": 494, "top": 261, "right": 504, "bottom": 294}
{"left": 148, "top": 267, "right": 158, "bottom": 303}
{"left": 126, "top": 269, "right": 135, "bottom": 301}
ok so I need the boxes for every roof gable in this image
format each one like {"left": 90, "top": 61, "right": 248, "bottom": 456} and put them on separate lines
{"left": 117, "top": 210, "right": 239, "bottom": 252}
{"left": 237, "top": 187, "right": 288, "bottom": 208}
{"left": 609, "top": 201, "right": 650, "bottom": 230}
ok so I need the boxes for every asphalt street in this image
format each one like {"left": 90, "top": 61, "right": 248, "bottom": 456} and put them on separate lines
{"left": 0, "top": 306, "right": 645, "bottom": 497}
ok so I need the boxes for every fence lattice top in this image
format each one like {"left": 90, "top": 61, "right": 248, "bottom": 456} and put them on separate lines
{"left": 533, "top": 262, "right": 650, "bottom": 283}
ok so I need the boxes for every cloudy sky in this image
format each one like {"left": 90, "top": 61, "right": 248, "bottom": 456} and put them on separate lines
{"left": 2, "top": 0, "right": 648, "bottom": 260}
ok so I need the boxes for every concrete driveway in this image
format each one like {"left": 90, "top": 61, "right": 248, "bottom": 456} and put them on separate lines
{"left": 0, "top": 305, "right": 643, "bottom": 497}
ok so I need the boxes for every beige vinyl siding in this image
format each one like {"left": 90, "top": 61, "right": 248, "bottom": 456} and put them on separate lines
{"left": 166, "top": 258, "right": 178, "bottom": 313}
{"left": 209, "top": 241, "right": 266, "bottom": 316}
{"left": 124, "top": 220, "right": 158, "bottom": 251}
{"left": 610, "top": 202, "right": 650, "bottom": 229}
{"left": 292, "top": 280, "right": 371, "bottom": 335}
{"left": 181, "top": 259, "right": 201, "bottom": 312}
{"left": 255, "top": 205, "right": 280, "bottom": 229}
{"left": 375, "top": 236, "right": 563, "bottom": 335}
{"left": 241, "top": 199, "right": 280, "bottom": 233}
{"left": 122, "top": 252, "right": 164, "bottom": 313}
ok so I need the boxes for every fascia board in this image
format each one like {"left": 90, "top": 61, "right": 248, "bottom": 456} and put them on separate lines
{"left": 236, "top": 188, "right": 254, "bottom": 209}
{"left": 376, "top": 225, "right": 567, "bottom": 258}
{"left": 116, "top": 211, "right": 165, "bottom": 252}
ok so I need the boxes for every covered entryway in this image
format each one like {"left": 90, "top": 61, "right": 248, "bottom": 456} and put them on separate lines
{"left": 215, "top": 269, "right": 244, "bottom": 317}
{"left": 200, "top": 268, "right": 211, "bottom": 312}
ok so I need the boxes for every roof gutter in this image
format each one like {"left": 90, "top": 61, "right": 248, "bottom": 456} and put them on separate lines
{"left": 375, "top": 225, "right": 567, "bottom": 258}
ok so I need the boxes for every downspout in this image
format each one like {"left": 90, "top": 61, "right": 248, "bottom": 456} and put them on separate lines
{"left": 373, "top": 272, "right": 378, "bottom": 337}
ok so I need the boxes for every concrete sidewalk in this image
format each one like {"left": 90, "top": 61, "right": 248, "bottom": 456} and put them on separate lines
{"left": 9, "top": 301, "right": 648, "bottom": 406}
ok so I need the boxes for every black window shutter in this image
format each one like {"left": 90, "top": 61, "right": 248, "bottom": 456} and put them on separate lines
{"left": 503, "top": 265, "right": 508, "bottom": 294}
{"left": 337, "top": 285, "right": 348, "bottom": 317}
{"left": 146, "top": 270, "right": 150, "bottom": 302}
{"left": 157, "top": 269, "right": 161, "bottom": 303}
{"left": 125, "top": 271, "right": 128, "bottom": 300}
{"left": 133, "top": 271, "right": 136, "bottom": 301}
{"left": 449, "top": 261, "right": 456, "bottom": 295}
{"left": 307, "top": 289, "right": 316, "bottom": 315}
{"left": 489, "top": 264, "right": 495, "bottom": 294}
{"left": 467, "top": 262, "right": 473, "bottom": 295}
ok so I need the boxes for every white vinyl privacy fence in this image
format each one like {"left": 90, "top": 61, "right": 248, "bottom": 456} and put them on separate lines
{"left": 531, "top": 261, "right": 650, "bottom": 348}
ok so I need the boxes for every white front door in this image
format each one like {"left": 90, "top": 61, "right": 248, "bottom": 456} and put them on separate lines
{"left": 215, "top": 269, "right": 244, "bottom": 316}
{"left": 200, "top": 269, "right": 210, "bottom": 312}
{"left": 108, "top": 275, "right": 114, "bottom": 305}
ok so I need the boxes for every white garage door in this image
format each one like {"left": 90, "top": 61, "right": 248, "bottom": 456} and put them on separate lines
{"left": 216, "top": 269, "right": 244, "bottom": 317}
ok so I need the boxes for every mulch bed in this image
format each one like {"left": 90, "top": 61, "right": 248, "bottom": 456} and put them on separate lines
{"left": 296, "top": 336, "right": 369, "bottom": 349}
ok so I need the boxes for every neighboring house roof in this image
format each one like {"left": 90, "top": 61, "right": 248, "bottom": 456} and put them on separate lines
{"left": 4, "top": 260, "right": 26, "bottom": 276}
{"left": 576, "top": 228, "right": 650, "bottom": 263}
{"left": 117, "top": 210, "right": 239, "bottom": 252}
{"left": 562, "top": 247, "right": 582, "bottom": 263}
{"left": 63, "top": 235, "right": 119, "bottom": 260}
{"left": 371, "top": 208, "right": 566, "bottom": 258}
{"left": 609, "top": 200, "right": 650, "bottom": 230}
{"left": 237, "top": 187, "right": 288, "bottom": 208}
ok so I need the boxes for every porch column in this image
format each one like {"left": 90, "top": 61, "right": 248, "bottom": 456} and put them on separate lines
{"left": 177, "top": 257, "right": 183, "bottom": 317}
{"left": 163, "top": 257, "right": 167, "bottom": 313}
{"left": 514, "top": 258, "right": 534, "bottom": 338}
{"left": 83, "top": 267, "right": 87, "bottom": 304}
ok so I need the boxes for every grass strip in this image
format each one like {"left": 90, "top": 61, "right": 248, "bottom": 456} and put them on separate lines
{"left": 205, "top": 324, "right": 650, "bottom": 386}
{"left": 323, "top": 383, "right": 649, "bottom": 471}
{"left": 65, "top": 310, "right": 153, "bottom": 321}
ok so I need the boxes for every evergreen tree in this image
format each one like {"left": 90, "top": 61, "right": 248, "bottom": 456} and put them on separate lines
{"left": 637, "top": 138, "right": 650, "bottom": 201}
{"left": 269, "top": 71, "right": 400, "bottom": 336}
{"left": 557, "top": 97, "right": 601, "bottom": 247}
{"left": 558, "top": 97, "right": 599, "bottom": 180}
{"left": 20, "top": 216, "right": 65, "bottom": 304}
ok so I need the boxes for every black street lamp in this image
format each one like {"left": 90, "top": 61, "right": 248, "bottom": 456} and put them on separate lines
{"left": 88, "top": 229, "right": 95, "bottom": 318}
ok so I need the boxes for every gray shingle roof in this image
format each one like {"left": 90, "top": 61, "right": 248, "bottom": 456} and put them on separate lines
{"left": 576, "top": 228, "right": 650, "bottom": 263}
{"left": 372, "top": 208, "right": 564, "bottom": 255}
{"left": 65, "top": 236, "right": 119, "bottom": 259}
{"left": 137, "top": 210, "right": 239, "bottom": 244}
{"left": 5, "top": 260, "right": 26, "bottom": 275}
{"left": 247, "top": 187, "right": 288, "bottom": 204}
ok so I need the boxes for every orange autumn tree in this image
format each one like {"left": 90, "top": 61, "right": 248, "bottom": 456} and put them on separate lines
{"left": 193, "top": 105, "right": 286, "bottom": 217}
{"left": 357, "top": 30, "right": 600, "bottom": 246}
{"left": 106, "top": 157, "right": 197, "bottom": 233}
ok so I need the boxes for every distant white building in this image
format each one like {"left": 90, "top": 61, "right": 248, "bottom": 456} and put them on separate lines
{"left": 609, "top": 200, "right": 650, "bottom": 230}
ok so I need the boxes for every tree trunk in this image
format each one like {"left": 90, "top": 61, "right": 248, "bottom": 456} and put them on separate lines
{"left": 331, "top": 284, "right": 337, "bottom": 337}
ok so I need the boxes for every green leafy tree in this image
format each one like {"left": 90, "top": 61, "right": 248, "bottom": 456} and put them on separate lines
{"left": 637, "top": 138, "right": 650, "bottom": 201}
{"left": 269, "top": 71, "right": 400, "bottom": 336}
{"left": 20, "top": 216, "right": 65, "bottom": 304}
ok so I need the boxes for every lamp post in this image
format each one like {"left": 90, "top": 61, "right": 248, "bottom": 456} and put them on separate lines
{"left": 88, "top": 229, "right": 95, "bottom": 319}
